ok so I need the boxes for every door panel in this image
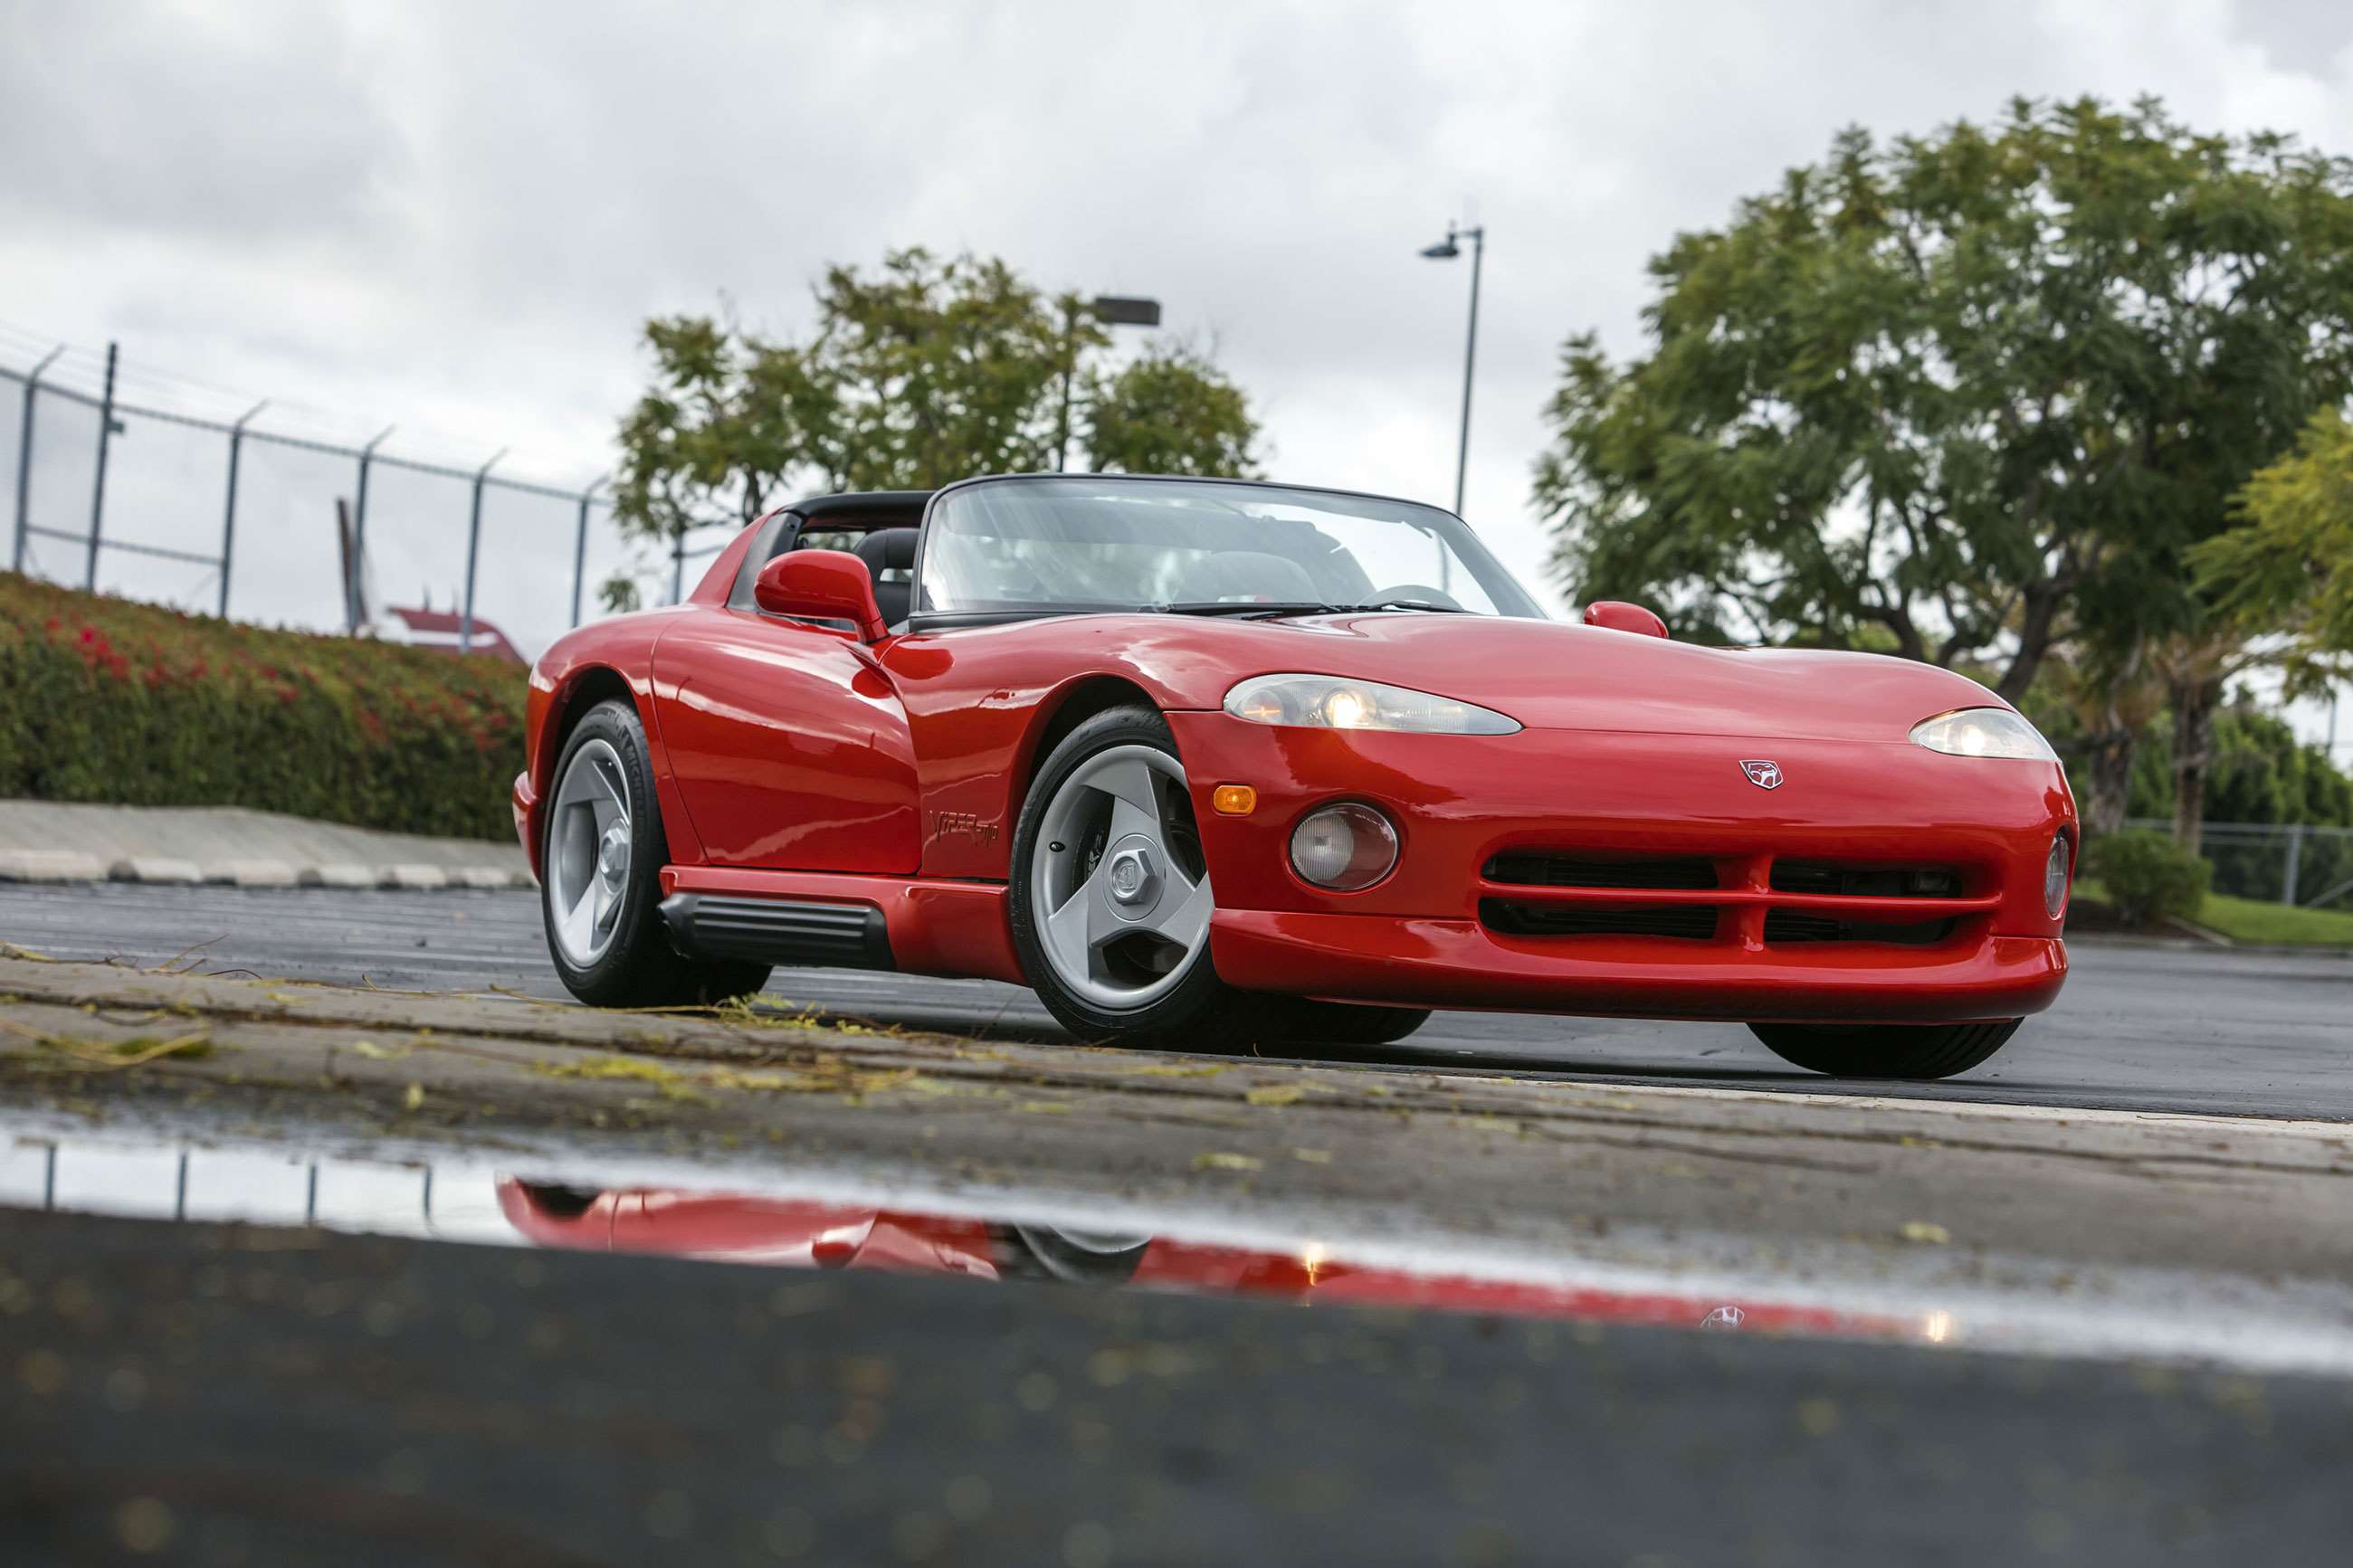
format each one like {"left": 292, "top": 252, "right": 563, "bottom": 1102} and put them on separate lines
{"left": 652, "top": 609, "right": 922, "bottom": 873}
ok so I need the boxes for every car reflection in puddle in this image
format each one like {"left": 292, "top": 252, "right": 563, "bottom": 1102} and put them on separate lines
{"left": 496, "top": 1179, "right": 1930, "bottom": 1344}
{"left": 0, "top": 1131, "right": 1938, "bottom": 1347}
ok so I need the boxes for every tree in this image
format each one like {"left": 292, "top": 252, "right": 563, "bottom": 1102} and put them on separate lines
{"left": 610, "top": 251, "right": 1262, "bottom": 603}
{"left": 1084, "top": 342, "right": 1261, "bottom": 477}
{"left": 2194, "top": 407, "right": 2353, "bottom": 671}
{"left": 1533, "top": 98, "right": 2353, "bottom": 838}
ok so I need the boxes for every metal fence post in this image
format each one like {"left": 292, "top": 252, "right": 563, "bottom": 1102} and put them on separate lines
{"left": 11, "top": 345, "right": 65, "bottom": 574}
{"left": 83, "top": 340, "right": 119, "bottom": 590}
{"left": 571, "top": 474, "right": 607, "bottom": 628}
{"left": 348, "top": 425, "right": 395, "bottom": 631}
{"left": 671, "top": 531, "right": 685, "bottom": 605}
{"left": 459, "top": 448, "right": 508, "bottom": 653}
{"left": 2282, "top": 822, "right": 2304, "bottom": 908}
{"left": 216, "top": 400, "right": 268, "bottom": 618}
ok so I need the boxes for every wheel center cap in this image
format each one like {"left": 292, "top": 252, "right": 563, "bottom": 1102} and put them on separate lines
{"left": 1104, "top": 840, "right": 1161, "bottom": 912}
{"left": 597, "top": 825, "right": 629, "bottom": 881}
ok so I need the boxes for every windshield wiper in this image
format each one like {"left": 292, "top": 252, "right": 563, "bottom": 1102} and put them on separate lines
{"left": 1155, "top": 600, "right": 1355, "bottom": 618}
{"left": 1155, "top": 599, "right": 1470, "bottom": 619}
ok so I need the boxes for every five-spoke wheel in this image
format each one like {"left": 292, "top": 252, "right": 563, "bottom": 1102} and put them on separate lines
{"left": 540, "top": 698, "right": 770, "bottom": 1009}
{"left": 546, "top": 736, "right": 634, "bottom": 969}
{"left": 1030, "top": 743, "right": 1215, "bottom": 1011}
{"left": 1010, "top": 705, "right": 1283, "bottom": 1048}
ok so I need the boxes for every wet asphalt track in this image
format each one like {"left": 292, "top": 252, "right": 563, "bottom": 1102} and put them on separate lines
{"left": 5, "top": 881, "right": 2347, "bottom": 1120}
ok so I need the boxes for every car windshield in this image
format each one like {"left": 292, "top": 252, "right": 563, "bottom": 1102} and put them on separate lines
{"left": 915, "top": 476, "right": 1547, "bottom": 622}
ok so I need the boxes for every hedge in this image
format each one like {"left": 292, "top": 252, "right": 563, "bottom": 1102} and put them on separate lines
{"left": 2082, "top": 829, "right": 2211, "bottom": 927}
{"left": 1, "top": 572, "right": 524, "bottom": 840}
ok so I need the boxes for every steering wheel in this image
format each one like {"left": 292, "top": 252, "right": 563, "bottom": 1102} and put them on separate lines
{"left": 1368, "top": 583, "right": 1466, "bottom": 611}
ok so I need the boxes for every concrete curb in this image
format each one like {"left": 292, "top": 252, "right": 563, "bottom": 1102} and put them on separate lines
{"left": 0, "top": 851, "right": 108, "bottom": 883}
{"left": 0, "top": 857, "right": 533, "bottom": 891}
{"left": 0, "top": 801, "right": 535, "bottom": 894}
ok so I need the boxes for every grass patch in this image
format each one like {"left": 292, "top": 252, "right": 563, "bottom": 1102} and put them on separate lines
{"left": 2075, "top": 878, "right": 2353, "bottom": 947}
{"left": 2195, "top": 891, "right": 2353, "bottom": 948}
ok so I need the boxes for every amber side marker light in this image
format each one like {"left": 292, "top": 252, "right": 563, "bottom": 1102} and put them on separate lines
{"left": 1212, "top": 784, "right": 1258, "bottom": 816}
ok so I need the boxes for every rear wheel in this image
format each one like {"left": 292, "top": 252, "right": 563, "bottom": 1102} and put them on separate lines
{"left": 542, "top": 698, "right": 770, "bottom": 1008}
{"left": 1008, "top": 705, "right": 1285, "bottom": 1049}
{"left": 1747, "top": 1020, "right": 2020, "bottom": 1079}
{"left": 1286, "top": 1000, "right": 1434, "bottom": 1047}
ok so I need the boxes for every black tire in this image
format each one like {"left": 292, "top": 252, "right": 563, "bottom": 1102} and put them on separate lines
{"left": 541, "top": 698, "right": 770, "bottom": 1008}
{"left": 1286, "top": 1000, "right": 1434, "bottom": 1047}
{"left": 1008, "top": 704, "right": 1287, "bottom": 1050}
{"left": 1747, "top": 1019, "right": 2021, "bottom": 1079}
{"left": 990, "top": 1222, "right": 1152, "bottom": 1286}
{"left": 513, "top": 1183, "right": 603, "bottom": 1221}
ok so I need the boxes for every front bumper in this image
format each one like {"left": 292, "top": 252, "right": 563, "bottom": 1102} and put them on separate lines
{"left": 1211, "top": 911, "right": 2065, "bottom": 1022}
{"left": 1167, "top": 711, "right": 2074, "bottom": 1025}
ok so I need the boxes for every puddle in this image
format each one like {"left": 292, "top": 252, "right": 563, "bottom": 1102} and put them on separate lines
{"left": 8, "top": 1120, "right": 2348, "bottom": 1374}
{"left": 0, "top": 1128, "right": 1921, "bottom": 1346}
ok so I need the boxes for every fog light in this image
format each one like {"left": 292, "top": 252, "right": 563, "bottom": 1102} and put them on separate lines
{"left": 1289, "top": 803, "right": 1398, "bottom": 891}
{"left": 2044, "top": 834, "right": 2072, "bottom": 918}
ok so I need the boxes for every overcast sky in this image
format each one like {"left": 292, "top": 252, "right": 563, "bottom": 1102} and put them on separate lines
{"left": 2, "top": 0, "right": 2350, "bottom": 741}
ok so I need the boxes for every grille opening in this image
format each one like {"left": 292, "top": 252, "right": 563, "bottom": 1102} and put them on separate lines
{"left": 1770, "top": 861, "right": 1964, "bottom": 898}
{"left": 1482, "top": 899, "right": 1720, "bottom": 941}
{"left": 1483, "top": 853, "right": 1719, "bottom": 891}
{"left": 1764, "top": 910, "right": 1955, "bottom": 946}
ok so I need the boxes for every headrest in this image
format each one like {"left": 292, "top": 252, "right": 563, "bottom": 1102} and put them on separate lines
{"left": 854, "top": 527, "right": 919, "bottom": 574}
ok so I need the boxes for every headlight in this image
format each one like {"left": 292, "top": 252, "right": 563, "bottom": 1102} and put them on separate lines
{"left": 2044, "top": 834, "right": 2072, "bottom": 918}
{"left": 1909, "top": 708, "right": 2057, "bottom": 762}
{"left": 1224, "top": 673, "right": 1520, "bottom": 735}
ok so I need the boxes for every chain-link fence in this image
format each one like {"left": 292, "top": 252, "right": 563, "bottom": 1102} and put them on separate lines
{"left": 2120, "top": 818, "right": 2353, "bottom": 908}
{"left": 3, "top": 337, "right": 733, "bottom": 660}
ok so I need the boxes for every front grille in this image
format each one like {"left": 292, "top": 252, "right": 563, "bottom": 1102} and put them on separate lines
{"left": 1483, "top": 853, "right": 1718, "bottom": 891}
{"left": 1771, "top": 861, "right": 1964, "bottom": 898}
{"left": 1763, "top": 910, "right": 1954, "bottom": 946}
{"left": 1481, "top": 899, "right": 1720, "bottom": 941}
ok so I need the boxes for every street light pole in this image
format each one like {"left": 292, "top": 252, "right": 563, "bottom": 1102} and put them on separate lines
{"left": 1056, "top": 294, "right": 1162, "bottom": 471}
{"left": 1420, "top": 223, "right": 1486, "bottom": 517}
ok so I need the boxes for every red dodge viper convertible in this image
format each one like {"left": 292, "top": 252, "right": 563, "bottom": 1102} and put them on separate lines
{"left": 514, "top": 474, "right": 2073, "bottom": 1079}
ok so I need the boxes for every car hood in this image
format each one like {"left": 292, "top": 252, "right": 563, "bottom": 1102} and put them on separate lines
{"left": 1144, "top": 613, "right": 2005, "bottom": 744}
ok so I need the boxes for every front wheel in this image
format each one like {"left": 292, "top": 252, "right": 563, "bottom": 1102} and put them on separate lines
{"left": 541, "top": 698, "right": 770, "bottom": 1008}
{"left": 1008, "top": 705, "right": 1285, "bottom": 1050}
{"left": 1747, "top": 1020, "right": 2020, "bottom": 1080}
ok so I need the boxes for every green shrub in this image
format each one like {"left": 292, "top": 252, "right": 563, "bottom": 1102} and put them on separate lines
{"left": 2083, "top": 829, "right": 2212, "bottom": 927}
{"left": 0, "top": 573, "right": 523, "bottom": 840}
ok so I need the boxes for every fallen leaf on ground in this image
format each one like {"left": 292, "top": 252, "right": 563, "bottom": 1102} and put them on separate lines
{"left": 403, "top": 1083, "right": 425, "bottom": 1111}
{"left": 1194, "top": 1152, "right": 1263, "bottom": 1172}
{"left": 1245, "top": 1084, "right": 1306, "bottom": 1106}
{"left": 1899, "top": 1220, "right": 1951, "bottom": 1245}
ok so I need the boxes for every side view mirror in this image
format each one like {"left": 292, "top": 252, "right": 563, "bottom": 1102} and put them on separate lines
{"left": 754, "top": 550, "right": 888, "bottom": 642}
{"left": 1583, "top": 600, "right": 1669, "bottom": 639}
